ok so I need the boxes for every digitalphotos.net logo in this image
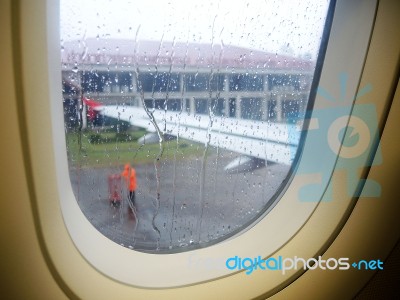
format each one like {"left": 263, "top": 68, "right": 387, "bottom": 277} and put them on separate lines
{"left": 186, "top": 254, "right": 384, "bottom": 275}
{"left": 289, "top": 72, "right": 382, "bottom": 202}
{"left": 225, "top": 255, "right": 384, "bottom": 275}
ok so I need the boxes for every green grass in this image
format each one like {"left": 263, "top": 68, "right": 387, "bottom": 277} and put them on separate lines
{"left": 66, "top": 129, "right": 206, "bottom": 168}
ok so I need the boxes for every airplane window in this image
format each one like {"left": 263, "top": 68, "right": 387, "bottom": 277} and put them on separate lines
{"left": 61, "top": 0, "right": 330, "bottom": 252}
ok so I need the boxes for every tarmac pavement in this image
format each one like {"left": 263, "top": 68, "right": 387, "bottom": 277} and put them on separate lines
{"left": 69, "top": 150, "right": 290, "bottom": 252}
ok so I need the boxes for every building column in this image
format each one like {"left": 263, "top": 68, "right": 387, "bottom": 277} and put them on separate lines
{"left": 261, "top": 98, "right": 268, "bottom": 121}
{"left": 77, "top": 71, "right": 87, "bottom": 129}
{"left": 131, "top": 72, "right": 137, "bottom": 92}
{"left": 276, "top": 94, "right": 282, "bottom": 122}
{"left": 262, "top": 74, "right": 269, "bottom": 121}
{"left": 224, "top": 98, "right": 229, "bottom": 117}
{"left": 236, "top": 96, "right": 241, "bottom": 119}
{"left": 131, "top": 72, "right": 141, "bottom": 107}
{"left": 223, "top": 74, "right": 230, "bottom": 117}
{"left": 180, "top": 73, "right": 185, "bottom": 94}
{"left": 190, "top": 97, "right": 196, "bottom": 115}
{"left": 224, "top": 74, "right": 229, "bottom": 92}
{"left": 82, "top": 101, "right": 87, "bottom": 129}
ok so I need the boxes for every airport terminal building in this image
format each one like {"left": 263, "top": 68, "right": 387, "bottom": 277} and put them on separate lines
{"left": 61, "top": 39, "right": 314, "bottom": 129}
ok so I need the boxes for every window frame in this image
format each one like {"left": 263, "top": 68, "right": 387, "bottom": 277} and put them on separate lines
{"left": 18, "top": 0, "right": 384, "bottom": 295}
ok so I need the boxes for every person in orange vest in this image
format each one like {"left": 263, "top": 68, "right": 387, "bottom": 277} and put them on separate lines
{"left": 121, "top": 163, "right": 137, "bottom": 208}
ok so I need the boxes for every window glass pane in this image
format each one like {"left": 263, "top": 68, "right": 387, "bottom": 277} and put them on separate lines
{"left": 229, "top": 74, "right": 263, "bottom": 91}
{"left": 186, "top": 74, "right": 224, "bottom": 92}
{"left": 138, "top": 73, "right": 180, "bottom": 93}
{"left": 241, "top": 98, "right": 263, "bottom": 120}
{"left": 211, "top": 98, "right": 225, "bottom": 116}
{"left": 195, "top": 98, "right": 209, "bottom": 115}
{"left": 61, "top": 0, "right": 331, "bottom": 252}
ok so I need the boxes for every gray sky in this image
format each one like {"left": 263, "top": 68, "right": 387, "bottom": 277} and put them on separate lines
{"left": 60, "top": 0, "right": 329, "bottom": 58}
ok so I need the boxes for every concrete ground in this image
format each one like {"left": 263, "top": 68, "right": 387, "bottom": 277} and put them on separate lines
{"left": 69, "top": 150, "right": 290, "bottom": 252}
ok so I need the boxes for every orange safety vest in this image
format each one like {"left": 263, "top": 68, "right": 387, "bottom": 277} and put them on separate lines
{"left": 121, "top": 165, "right": 137, "bottom": 191}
